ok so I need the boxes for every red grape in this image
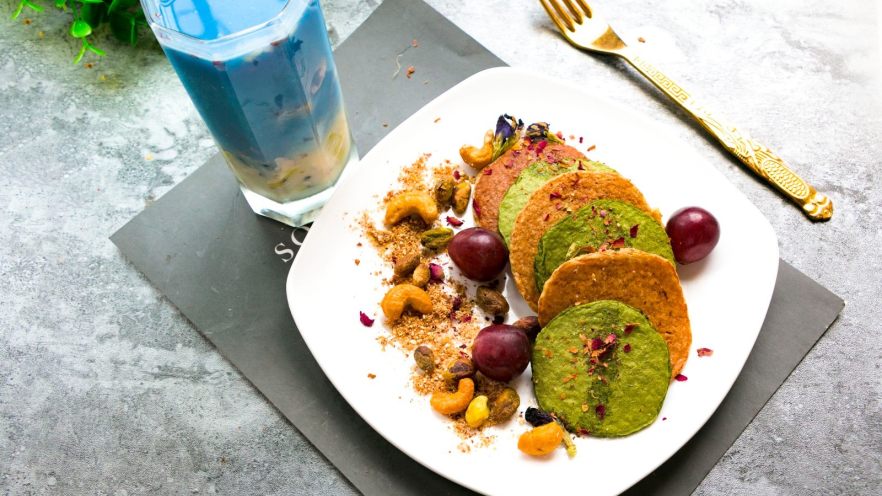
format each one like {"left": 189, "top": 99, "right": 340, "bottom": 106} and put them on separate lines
{"left": 448, "top": 227, "right": 508, "bottom": 281}
{"left": 471, "top": 325, "right": 530, "bottom": 382}
{"left": 666, "top": 207, "right": 720, "bottom": 264}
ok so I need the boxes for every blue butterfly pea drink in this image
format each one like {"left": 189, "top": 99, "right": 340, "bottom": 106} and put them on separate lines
{"left": 142, "top": 0, "right": 357, "bottom": 226}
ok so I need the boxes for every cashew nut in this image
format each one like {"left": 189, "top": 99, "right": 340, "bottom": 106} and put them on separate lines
{"left": 380, "top": 284, "right": 433, "bottom": 321}
{"left": 384, "top": 191, "right": 439, "bottom": 226}
{"left": 459, "top": 130, "right": 494, "bottom": 168}
{"left": 430, "top": 378, "right": 475, "bottom": 415}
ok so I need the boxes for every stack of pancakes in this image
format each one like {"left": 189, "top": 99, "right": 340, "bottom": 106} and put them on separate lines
{"left": 473, "top": 139, "right": 691, "bottom": 379}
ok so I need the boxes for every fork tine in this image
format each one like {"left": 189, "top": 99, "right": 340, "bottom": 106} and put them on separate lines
{"left": 545, "top": 0, "right": 575, "bottom": 31}
{"left": 561, "top": 0, "right": 583, "bottom": 23}
{"left": 539, "top": 0, "right": 572, "bottom": 33}
{"left": 575, "top": 0, "right": 592, "bottom": 18}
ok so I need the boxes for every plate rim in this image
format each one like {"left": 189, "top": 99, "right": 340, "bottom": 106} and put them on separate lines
{"left": 287, "top": 66, "right": 780, "bottom": 495}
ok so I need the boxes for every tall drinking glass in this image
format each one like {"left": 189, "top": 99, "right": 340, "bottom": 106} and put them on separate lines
{"left": 141, "top": 0, "right": 357, "bottom": 226}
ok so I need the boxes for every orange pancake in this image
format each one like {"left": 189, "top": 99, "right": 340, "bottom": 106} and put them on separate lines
{"left": 509, "top": 170, "right": 660, "bottom": 309}
{"left": 472, "top": 142, "right": 585, "bottom": 233}
{"left": 537, "top": 249, "right": 691, "bottom": 378}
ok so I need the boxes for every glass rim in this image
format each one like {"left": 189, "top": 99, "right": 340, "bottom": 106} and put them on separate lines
{"left": 141, "top": 0, "right": 304, "bottom": 53}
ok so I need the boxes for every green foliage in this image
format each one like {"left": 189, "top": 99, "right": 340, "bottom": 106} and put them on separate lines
{"left": 11, "top": 0, "right": 150, "bottom": 64}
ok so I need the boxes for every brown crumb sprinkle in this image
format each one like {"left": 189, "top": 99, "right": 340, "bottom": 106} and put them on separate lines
{"left": 361, "top": 155, "right": 505, "bottom": 444}
{"left": 367, "top": 373, "right": 376, "bottom": 379}
{"left": 354, "top": 259, "right": 361, "bottom": 266}
{"left": 638, "top": 36, "right": 646, "bottom": 43}
{"left": 406, "top": 66, "right": 415, "bottom": 79}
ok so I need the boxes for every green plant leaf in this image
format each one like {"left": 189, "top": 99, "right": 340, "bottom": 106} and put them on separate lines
{"left": 108, "top": 0, "right": 138, "bottom": 13}
{"left": 55, "top": 0, "right": 67, "bottom": 9}
{"left": 81, "top": 2, "right": 107, "bottom": 26}
{"left": 70, "top": 20, "right": 92, "bottom": 38}
{"left": 75, "top": 0, "right": 105, "bottom": 4}
{"left": 11, "top": 2, "right": 24, "bottom": 18}
{"left": 12, "top": 0, "right": 44, "bottom": 19}
{"left": 109, "top": 11, "right": 137, "bottom": 45}
{"left": 73, "top": 42, "right": 87, "bottom": 64}
{"left": 85, "top": 39, "right": 106, "bottom": 56}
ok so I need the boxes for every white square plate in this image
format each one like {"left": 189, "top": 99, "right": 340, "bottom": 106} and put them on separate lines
{"left": 287, "top": 67, "right": 778, "bottom": 496}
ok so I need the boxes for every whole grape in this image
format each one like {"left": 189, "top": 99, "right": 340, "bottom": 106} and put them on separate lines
{"left": 666, "top": 206, "right": 720, "bottom": 264}
{"left": 471, "top": 325, "right": 530, "bottom": 382}
{"left": 448, "top": 227, "right": 508, "bottom": 281}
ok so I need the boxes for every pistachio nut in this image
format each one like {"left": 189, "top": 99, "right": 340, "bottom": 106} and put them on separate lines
{"left": 421, "top": 227, "right": 454, "bottom": 251}
{"left": 476, "top": 286, "right": 509, "bottom": 316}
{"left": 452, "top": 181, "right": 471, "bottom": 216}
{"left": 393, "top": 250, "right": 420, "bottom": 277}
{"left": 434, "top": 177, "right": 455, "bottom": 209}
{"left": 412, "top": 263, "right": 430, "bottom": 288}
{"left": 488, "top": 387, "right": 520, "bottom": 424}
{"left": 413, "top": 345, "right": 435, "bottom": 373}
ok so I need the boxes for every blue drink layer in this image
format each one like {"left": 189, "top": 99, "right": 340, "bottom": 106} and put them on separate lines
{"left": 152, "top": 0, "right": 352, "bottom": 203}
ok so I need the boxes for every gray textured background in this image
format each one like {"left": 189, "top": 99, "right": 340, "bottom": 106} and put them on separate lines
{"left": 1, "top": 0, "right": 880, "bottom": 494}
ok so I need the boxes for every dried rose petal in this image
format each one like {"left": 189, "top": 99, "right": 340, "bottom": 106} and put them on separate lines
{"left": 675, "top": 374, "right": 688, "bottom": 382}
{"left": 555, "top": 131, "right": 564, "bottom": 140}
{"left": 662, "top": 417, "right": 667, "bottom": 421}
{"left": 591, "top": 338, "right": 603, "bottom": 350}
{"left": 578, "top": 136, "right": 584, "bottom": 144}
{"left": 577, "top": 163, "right": 585, "bottom": 171}
{"left": 535, "top": 140, "right": 548, "bottom": 154}
{"left": 472, "top": 198, "right": 481, "bottom": 216}
{"left": 428, "top": 263, "right": 444, "bottom": 282}
{"left": 623, "top": 323, "right": 636, "bottom": 334}
{"left": 623, "top": 343, "right": 632, "bottom": 353}
{"left": 543, "top": 213, "right": 550, "bottom": 221}
{"left": 451, "top": 296, "right": 463, "bottom": 311}
{"left": 446, "top": 216, "right": 463, "bottom": 227}
{"left": 595, "top": 404, "right": 606, "bottom": 420}
{"left": 604, "top": 333, "right": 617, "bottom": 344}
{"left": 483, "top": 168, "right": 493, "bottom": 175}
{"left": 611, "top": 237, "right": 625, "bottom": 249}
{"left": 460, "top": 314, "right": 472, "bottom": 323}
{"left": 359, "top": 312, "right": 375, "bottom": 327}
{"left": 599, "top": 209, "right": 607, "bottom": 218}
{"left": 453, "top": 170, "right": 461, "bottom": 181}
{"left": 549, "top": 191, "right": 562, "bottom": 200}
{"left": 697, "top": 347, "right": 714, "bottom": 357}
{"left": 629, "top": 224, "right": 639, "bottom": 238}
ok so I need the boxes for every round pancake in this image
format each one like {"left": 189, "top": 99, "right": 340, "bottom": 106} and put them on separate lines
{"left": 532, "top": 300, "right": 670, "bottom": 436}
{"left": 509, "top": 170, "right": 659, "bottom": 309}
{"left": 497, "top": 160, "right": 615, "bottom": 246}
{"left": 537, "top": 249, "right": 691, "bottom": 379}
{"left": 472, "top": 142, "right": 585, "bottom": 233}
{"left": 534, "top": 199, "right": 674, "bottom": 292}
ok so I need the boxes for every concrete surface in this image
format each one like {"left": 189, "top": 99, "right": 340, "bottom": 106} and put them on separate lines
{"left": 1, "top": 0, "right": 880, "bottom": 494}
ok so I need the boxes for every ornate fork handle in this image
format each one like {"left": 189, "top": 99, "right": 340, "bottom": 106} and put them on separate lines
{"left": 622, "top": 51, "right": 833, "bottom": 221}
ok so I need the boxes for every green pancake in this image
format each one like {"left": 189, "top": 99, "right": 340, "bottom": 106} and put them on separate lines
{"left": 531, "top": 300, "right": 671, "bottom": 437}
{"left": 497, "top": 159, "right": 615, "bottom": 245}
{"left": 534, "top": 199, "right": 674, "bottom": 292}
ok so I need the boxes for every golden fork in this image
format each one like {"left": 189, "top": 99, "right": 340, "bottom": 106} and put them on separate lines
{"left": 539, "top": 0, "right": 833, "bottom": 221}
